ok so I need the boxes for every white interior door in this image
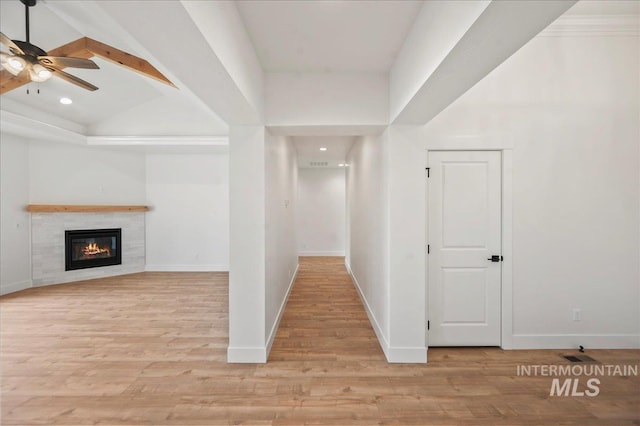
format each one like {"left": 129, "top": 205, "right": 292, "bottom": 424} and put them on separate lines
{"left": 428, "top": 151, "right": 502, "bottom": 346}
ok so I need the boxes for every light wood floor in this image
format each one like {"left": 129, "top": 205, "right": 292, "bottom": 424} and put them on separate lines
{"left": 1, "top": 257, "right": 638, "bottom": 425}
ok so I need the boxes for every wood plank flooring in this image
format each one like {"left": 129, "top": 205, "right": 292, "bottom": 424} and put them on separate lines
{"left": 1, "top": 257, "right": 638, "bottom": 425}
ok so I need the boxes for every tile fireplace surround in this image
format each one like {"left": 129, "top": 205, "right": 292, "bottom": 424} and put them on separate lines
{"left": 29, "top": 206, "right": 146, "bottom": 286}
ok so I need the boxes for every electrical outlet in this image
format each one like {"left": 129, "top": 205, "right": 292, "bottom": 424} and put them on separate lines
{"left": 572, "top": 309, "right": 581, "bottom": 322}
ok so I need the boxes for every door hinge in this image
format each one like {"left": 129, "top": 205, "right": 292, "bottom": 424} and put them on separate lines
{"left": 427, "top": 320, "right": 430, "bottom": 330}
{"left": 425, "top": 167, "right": 430, "bottom": 178}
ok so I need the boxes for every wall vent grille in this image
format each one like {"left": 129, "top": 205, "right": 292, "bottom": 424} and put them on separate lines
{"left": 309, "top": 161, "right": 329, "bottom": 167}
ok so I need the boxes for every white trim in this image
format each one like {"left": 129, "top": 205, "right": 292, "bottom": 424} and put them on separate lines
{"left": 0, "top": 280, "right": 32, "bottom": 296}
{"left": 265, "top": 264, "right": 299, "bottom": 356}
{"left": 145, "top": 264, "right": 229, "bottom": 272}
{"left": 298, "top": 251, "right": 345, "bottom": 257}
{"left": 512, "top": 334, "right": 640, "bottom": 350}
{"left": 425, "top": 147, "right": 514, "bottom": 351}
{"left": 1, "top": 110, "right": 86, "bottom": 145}
{"left": 1, "top": 109, "right": 227, "bottom": 147}
{"left": 87, "top": 136, "right": 229, "bottom": 146}
{"left": 539, "top": 15, "right": 639, "bottom": 37}
{"left": 347, "top": 261, "right": 427, "bottom": 363}
{"left": 386, "top": 347, "right": 428, "bottom": 363}
{"left": 226, "top": 346, "right": 267, "bottom": 363}
{"left": 501, "top": 150, "right": 514, "bottom": 349}
{"left": 426, "top": 136, "right": 514, "bottom": 150}
{"left": 226, "top": 264, "right": 299, "bottom": 364}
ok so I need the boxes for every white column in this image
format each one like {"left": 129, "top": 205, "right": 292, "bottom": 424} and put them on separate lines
{"left": 228, "top": 125, "right": 267, "bottom": 362}
{"left": 386, "top": 125, "right": 427, "bottom": 362}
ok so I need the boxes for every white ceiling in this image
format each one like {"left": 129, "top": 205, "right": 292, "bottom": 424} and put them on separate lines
{"left": 294, "top": 136, "right": 355, "bottom": 168}
{"left": 236, "top": 0, "right": 423, "bottom": 73}
{"left": 2, "top": 0, "right": 635, "bottom": 158}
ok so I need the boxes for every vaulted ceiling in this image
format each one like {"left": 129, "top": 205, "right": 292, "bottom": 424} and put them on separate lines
{"left": 1, "top": 0, "right": 634, "bottom": 160}
{"left": 0, "top": 0, "right": 228, "bottom": 140}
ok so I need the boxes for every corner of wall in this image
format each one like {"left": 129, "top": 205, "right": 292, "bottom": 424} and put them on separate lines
{"left": 345, "top": 260, "right": 390, "bottom": 357}
{"left": 265, "top": 263, "right": 299, "bottom": 356}
{"left": 0, "top": 280, "right": 33, "bottom": 296}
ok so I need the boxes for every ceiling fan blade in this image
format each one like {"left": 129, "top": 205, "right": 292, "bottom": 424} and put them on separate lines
{"left": 38, "top": 56, "right": 99, "bottom": 69}
{"left": 0, "top": 32, "right": 24, "bottom": 55}
{"left": 52, "top": 68, "right": 98, "bottom": 91}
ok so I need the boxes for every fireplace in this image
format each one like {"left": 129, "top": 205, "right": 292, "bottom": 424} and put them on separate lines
{"left": 65, "top": 228, "right": 122, "bottom": 271}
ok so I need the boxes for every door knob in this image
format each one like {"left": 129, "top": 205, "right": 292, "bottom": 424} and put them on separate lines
{"left": 488, "top": 255, "right": 503, "bottom": 262}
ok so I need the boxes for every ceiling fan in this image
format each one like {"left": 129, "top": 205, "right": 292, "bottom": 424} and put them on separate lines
{"left": 1, "top": 0, "right": 100, "bottom": 91}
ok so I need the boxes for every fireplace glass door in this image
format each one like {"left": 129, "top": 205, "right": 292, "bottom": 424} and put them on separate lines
{"left": 65, "top": 228, "right": 122, "bottom": 271}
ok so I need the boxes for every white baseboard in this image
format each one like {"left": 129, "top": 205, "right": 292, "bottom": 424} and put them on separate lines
{"left": 145, "top": 264, "right": 229, "bottom": 272}
{"left": 345, "top": 261, "right": 427, "bottom": 363}
{"left": 227, "top": 264, "right": 299, "bottom": 364}
{"left": 386, "top": 346, "right": 428, "bottom": 363}
{"left": 345, "top": 261, "right": 391, "bottom": 360}
{"left": 266, "top": 264, "right": 299, "bottom": 356}
{"left": 512, "top": 334, "right": 640, "bottom": 350}
{"left": 299, "top": 251, "right": 345, "bottom": 257}
{"left": 227, "top": 346, "right": 267, "bottom": 363}
{"left": 0, "top": 279, "right": 32, "bottom": 296}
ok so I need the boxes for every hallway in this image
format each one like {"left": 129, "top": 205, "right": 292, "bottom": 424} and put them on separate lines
{"left": 270, "top": 257, "right": 384, "bottom": 362}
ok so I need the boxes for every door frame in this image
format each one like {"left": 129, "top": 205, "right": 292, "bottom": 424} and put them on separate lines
{"left": 426, "top": 144, "right": 513, "bottom": 349}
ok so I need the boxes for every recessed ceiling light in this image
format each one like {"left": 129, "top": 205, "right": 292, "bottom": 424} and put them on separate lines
{"left": 338, "top": 163, "right": 345, "bottom": 167}
{"left": 319, "top": 147, "right": 328, "bottom": 151}
{"left": 59, "top": 97, "right": 73, "bottom": 105}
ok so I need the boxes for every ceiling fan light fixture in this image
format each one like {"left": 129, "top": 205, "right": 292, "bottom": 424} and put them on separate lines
{"left": 29, "top": 63, "right": 52, "bottom": 82}
{"left": 1, "top": 54, "right": 26, "bottom": 76}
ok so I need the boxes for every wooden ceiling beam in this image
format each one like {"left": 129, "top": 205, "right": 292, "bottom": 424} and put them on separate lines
{"left": 47, "top": 37, "right": 90, "bottom": 58}
{"left": 1, "top": 36, "right": 175, "bottom": 95}
{"left": 85, "top": 38, "right": 175, "bottom": 88}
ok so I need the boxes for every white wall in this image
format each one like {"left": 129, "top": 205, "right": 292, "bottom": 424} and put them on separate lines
{"left": 265, "top": 131, "right": 298, "bottom": 351}
{"left": 145, "top": 154, "right": 229, "bottom": 271}
{"left": 346, "top": 133, "right": 389, "bottom": 354}
{"left": 0, "top": 133, "right": 31, "bottom": 295}
{"left": 418, "top": 26, "right": 640, "bottom": 348}
{"left": 265, "top": 73, "right": 388, "bottom": 126}
{"left": 297, "top": 168, "right": 345, "bottom": 256}
{"left": 29, "top": 141, "right": 146, "bottom": 204}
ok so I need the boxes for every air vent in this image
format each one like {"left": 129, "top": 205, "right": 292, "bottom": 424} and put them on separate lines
{"left": 562, "top": 355, "right": 599, "bottom": 363}
{"left": 309, "top": 161, "right": 329, "bottom": 167}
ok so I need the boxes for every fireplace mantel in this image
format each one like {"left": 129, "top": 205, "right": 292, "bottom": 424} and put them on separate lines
{"left": 27, "top": 205, "right": 149, "bottom": 213}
